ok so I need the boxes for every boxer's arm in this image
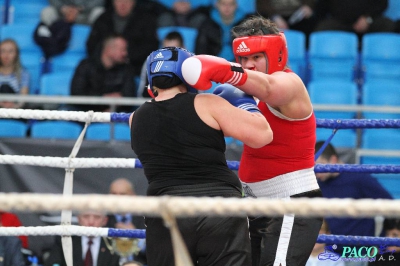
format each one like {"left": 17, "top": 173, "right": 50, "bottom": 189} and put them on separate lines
{"left": 213, "top": 84, "right": 260, "bottom": 113}
{"left": 182, "top": 55, "right": 248, "bottom": 90}
{"left": 194, "top": 94, "right": 272, "bottom": 149}
{"left": 129, "top": 112, "right": 134, "bottom": 128}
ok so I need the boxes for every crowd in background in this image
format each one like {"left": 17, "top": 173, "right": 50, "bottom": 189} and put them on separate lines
{"left": 1, "top": 0, "right": 399, "bottom": 111}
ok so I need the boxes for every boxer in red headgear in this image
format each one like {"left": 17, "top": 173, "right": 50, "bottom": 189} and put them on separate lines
{"left": 182, "top": 16, "right": 322, "bottom": 266}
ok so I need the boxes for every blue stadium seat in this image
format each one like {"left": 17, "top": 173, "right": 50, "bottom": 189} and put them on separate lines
{"left": 360, "top": 130, "right": 400, "bottom": 191}
{"left": 0, "top": 119, "right": 28, "bottom": 138}
{"left": 20, "top": 51, "right": 45, "bottom": 94}
{"left": 308, "top": 31, "right": 358, "bottom": 82}
{"left": 373, "top": 175, "right": 400, "bottom": 199}
{"left": 66, "top": 24, "right": 91, "bottom": 55}
{"left": 361, "top": 153, "right": 400, "bottom": 199}
{"left": 31, "top": 121, "right": 82, "bottom": 139}
{"left": 114, "top": 123, "right": 131, "bottom": 141}
{"left": 50, "top": 53, "right": 84, "bottom": 73}
{"left": 8, "top": 2, "right": 46, "bottom": 24}
{"left": 284, "top": 29, "right": 307, "bottom": 81}
{"left": 157, "top": 26, "right": 198, "bottom": 53}
{"left": 361, "top": 33, "right": 400, "bottom": 83}
{"left": 362, "top": 156, "right": 400, "bottom": 165}
{"left": 385, "top": 0, "right": 400, "bottom": 21}
{"left": 86, "top": 123, "right": 111, "bottom": 141}
{"left": 309, "top": 80, "right": 358, "bottom": 119}
{"left": 236, "top": 0, "right": 255, "bottom": 15}
{"left": 361, "top": 80, "right": 400, "bottom": 119}
{"left": 0, "top": 23, "right": 42, "bottom": 54}
{"left": 316, "top": 128, "right": 358, "bottom": 149}
{"left": 362, "top": 129, "right": 400, "bottom": 150}
{"left": 40, "top": 71, "right": 74, "bottom": 96}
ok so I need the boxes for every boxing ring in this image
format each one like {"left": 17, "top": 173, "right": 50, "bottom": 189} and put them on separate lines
{"left": 0, "top": 108, "right": 400, "bottom": 266}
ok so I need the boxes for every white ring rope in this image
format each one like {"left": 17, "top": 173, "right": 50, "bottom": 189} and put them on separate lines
{"left": 0, "top": 225, "right": 109, "bottom": 237}
{"left": 0, "top": 108, "right": 110, "bottom": 122}
{"left": 1, "top": 193, "right": 399, "bottom": 218}
{"left": 0, "top": 155, "right": 137, "bottom": 168}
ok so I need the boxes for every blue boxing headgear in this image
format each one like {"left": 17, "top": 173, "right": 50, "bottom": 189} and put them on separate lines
{"left": 146, "top": 47, "right": 197, "bottom": 96}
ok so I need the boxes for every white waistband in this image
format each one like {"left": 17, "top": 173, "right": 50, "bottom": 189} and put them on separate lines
{"left": 241, "top": 167, "right": 319, "bottom": 198}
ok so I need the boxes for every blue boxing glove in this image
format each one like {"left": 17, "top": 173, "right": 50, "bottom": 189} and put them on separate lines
{"left": 213, "top": 84, "right": 261, "bottom": 113}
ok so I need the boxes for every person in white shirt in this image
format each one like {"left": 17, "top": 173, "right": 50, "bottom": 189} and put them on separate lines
{"left": 306, "top": 219, "right": 345, "bottom": 266}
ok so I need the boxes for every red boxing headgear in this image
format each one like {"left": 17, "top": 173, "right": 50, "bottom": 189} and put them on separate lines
{"left": 232, "top": 32, "right": 288, "bottom": 74}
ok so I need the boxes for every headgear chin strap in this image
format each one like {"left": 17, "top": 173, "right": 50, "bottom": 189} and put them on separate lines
{"left": 146, "top": 47, "right": 196, "bottom": 98}
{"left": 232, "top": 32, "right": 288, "bottom": 74}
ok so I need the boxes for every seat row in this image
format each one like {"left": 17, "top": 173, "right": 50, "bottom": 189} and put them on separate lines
{"left": 2, "top": 116, "right": 400, "bottom": 151}
{"left": 285, "top": 30, "right": 400, "bottom": 85}
{"left": 0, "top": 120, "right": 131, "bottom": 142}
{"left": 4, "top": 26, "right": 400, "bottom": 97}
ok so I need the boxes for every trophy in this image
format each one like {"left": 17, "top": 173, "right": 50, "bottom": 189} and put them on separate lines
{"left": 104, "top": 237, "right": 142, "bottom": 257}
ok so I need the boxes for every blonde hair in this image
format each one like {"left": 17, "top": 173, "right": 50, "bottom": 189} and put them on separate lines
{"left": 0, "top": 39, "right": 24, "bottom": 84}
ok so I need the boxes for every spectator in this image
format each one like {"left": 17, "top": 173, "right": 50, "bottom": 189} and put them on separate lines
{"left": 34, "top": 18, "right": 72, "bottom": 59}
{"left": 314, "top": 0, "right": 395, "bottom": 43}
{"left": 315, "top": 141, "right": 393, "bottom": 266}
{"left": 107, "top": 178, "right": 145, "bottom": 230}
{"left": 138, "top": 31, "right": 185, "bottom": 97}
{"left": 40, "top": 0, "right": 105, "bottom": 26}
{"left": 306, "top": 219, "right": 345, "bottom": 266}
{"left": 44, "top": 210, "right": 120, "bottom": 266}
{"left": 68, "top": 35, "right": 136, "bottom": 112}
{"left": 0, "top": 39, "right": 29, "bottom": 109}
{"left": 195, "top": 0, "right": 249, "bottom": 61}
{"left": 368, "top": 218, "right": 400, "bottom": 265}
{"left": 0, "top": 234, "right": 25, "bottom": 266}
{"left": 0, "top": 211, "right": 28, "bottom": 249}
{"left": 86, "top": 0, "right": 159, "bottom": 76}
{"left": 157, "top": 0, "right": 208, "bottom": 28}
{"left": 107, "top": 178, "right": 146, "bottom": 265}
{"left": 256, "top": 0, "right": 317, "bottom": 42}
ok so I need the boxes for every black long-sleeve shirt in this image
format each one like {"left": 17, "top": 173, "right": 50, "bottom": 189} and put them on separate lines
{"left": 315, "top": 0, "right": 388, "bottom": 24}
{"left": 70, "top": 57, "right": 136, "bottom": 112}
{"left": 86, "top": 8, "right": 159, "bottom": 76}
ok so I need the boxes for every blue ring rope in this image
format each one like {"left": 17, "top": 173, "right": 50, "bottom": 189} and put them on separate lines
{"left": 110, "top": 114, "right": 400, "bottom": 129}
{"left": 107, "top": 228, "right": 400, "bottom": 247}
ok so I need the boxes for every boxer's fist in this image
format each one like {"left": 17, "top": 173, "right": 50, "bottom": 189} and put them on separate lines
{"left": 213, "top": 84, "right": 261, "bottom": 113}
{"left": 181, "top": 55, "right": 248, "bottom": 90}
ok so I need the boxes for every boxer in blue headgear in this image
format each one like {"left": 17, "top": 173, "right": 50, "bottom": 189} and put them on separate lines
{"left": 146, "top": 46, "right": 196, "bottom": 97}
{"left": 129, "top": 46, "right": 272, "bottom": 266}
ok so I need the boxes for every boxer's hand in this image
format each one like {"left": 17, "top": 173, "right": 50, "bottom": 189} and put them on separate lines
{"left": 181, "top": 55, "right": 248, "bottom": 90}
{"left": 213, "top": 84, "right": 261, "bottom": 114}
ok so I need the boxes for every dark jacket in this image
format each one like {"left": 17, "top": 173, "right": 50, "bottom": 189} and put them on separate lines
{"left": 0, "top": 236, "right": 25, "bottom": 266}
{"left": 44, "top": 236, "right": 120, "bottom": 266}
{"left": 33, "top": 20, "right": 72, "bottom": 58}
{"left": 70, "top": 57, "right": 136, "bottom": 112}
{"left": 256, "top": 0, "right": 316, "bottom": 18}
{"left": 86, "top": 7, "right": 159, "bottom": 76}
{"left": 195, "top": 7, "right": 249, "bottom": 61}
{"left": 315, "top": 0, "right": 388, "bottom": 24}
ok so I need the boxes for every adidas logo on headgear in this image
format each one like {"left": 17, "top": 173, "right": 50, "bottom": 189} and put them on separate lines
{"left": 236, "top": 41, "right": 250, "bottom": 53}
{"left": 154, "top": 52, "right": 164, "bottom": 59}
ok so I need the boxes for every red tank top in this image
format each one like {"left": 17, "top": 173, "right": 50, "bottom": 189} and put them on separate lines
{"left": 239, "top": 103, "right": 316, "bottom": 183}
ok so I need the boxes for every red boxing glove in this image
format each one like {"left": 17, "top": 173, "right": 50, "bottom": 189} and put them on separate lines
{"left": 181, "top": 55, "right": 248, "bottom": 90}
